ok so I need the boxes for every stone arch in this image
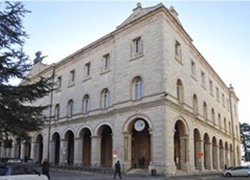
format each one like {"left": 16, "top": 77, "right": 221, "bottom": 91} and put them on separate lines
{"left": 193, "top": 128, "right": 201, "bottom": 170}
{"left": 76, "top": 125, "right": 94, "bottom": 138}
{"left": 203, "top": 133, "right": 211, "bottom": 169}
{"left": 23, "top": 137, "right": 31, "bottom": 160}
{"left": 123, "top": 114, "right": 152, "bottom": 169}
{"left": 64, "top": 130, "right": 75, "bottom": 165}
{"left": 230, "top": 143, "right": 233, "bottom": 166}
{"left": 225, "top": 142, "right": 229, "bottom": 167}
{"left": 35, "top": 134, "right": 43, "bottom": 163}
{"left": 219, "top": 139, "right": 224, "bottom": 170}
{"left": 123, "top": 114, "right": 153, "bottom": 132}
{"left": 212, "top": 136, "right": 218, "bottom": 170}
{"left": 94, "top": 122, "right": 113, "bottom": 136}
{"left": 51, "top": 130, "right": 62, "bottom": 139}
{"left": 79, "top": 127, "right": 92, "bottom": 166}
{"left": 14, "top": 137, "right": 22, "bottom": 158}
{"left": 96, "top": 124, "right": 113, "bottom": 167}
{"left": 174, "top": 119, "right": 188, "bottom": 170}
{"left": 51, "top": 132, "right": 60, "bottom": 165}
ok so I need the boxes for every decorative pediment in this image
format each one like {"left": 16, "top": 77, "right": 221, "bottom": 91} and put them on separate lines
{"left": 117, "top": 2, "right": 182, "bottom": 29}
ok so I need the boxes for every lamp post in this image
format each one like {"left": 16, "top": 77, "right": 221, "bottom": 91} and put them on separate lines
{"left": 47, "top": 65, "right": 55, "bottom": 161}
{"left": 229, "top": 84, "right": 235, "bottom": 166}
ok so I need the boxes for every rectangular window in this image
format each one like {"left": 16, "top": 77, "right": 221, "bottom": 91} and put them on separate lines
{"left": 175, "top": 40, "right": 182, "bottom": 61}
{"left": 134, "top": 37, "right": 142, "bottom": 54}
{"left": 85, "top": 62, "right": 91, "bottom": 76}
{"left": 132, "top": 37, "right": 143, "bottom": 58}
{"left": 103, "top": 54, "right": 110, "bottom": 70}
{"left": 222, "top": 93, "right": 225, "bottom": 106}
{"left": 191, "top": 60, "right": 196, "bottom": 77}
{"left": 216, "top": 87, "right": 220, "bottom": 101}
{"left": 209, "top": 80, "right": 213, "bottom": 95}
{"left": 70, "top": 70, "right": 75, "bottom": 83}
{"left": 201, "top": 71, "right": 205, "bottom": 87}
{"left": 57, "top": 76, "right": 62, "bottom": 89}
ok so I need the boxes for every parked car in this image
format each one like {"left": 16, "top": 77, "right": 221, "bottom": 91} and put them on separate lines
{"left": 0, "top": 158, "right": 22, "bottom": 164}
{"left": 0, "top": 164, "right": 48, "bottom": 180}
{"left": 224, "top": 165, "right": 250, "bottom": 177}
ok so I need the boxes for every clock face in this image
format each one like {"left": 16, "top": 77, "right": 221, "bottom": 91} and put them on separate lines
{"left": 134, "top": 120, "right": 145, "bottom": 132}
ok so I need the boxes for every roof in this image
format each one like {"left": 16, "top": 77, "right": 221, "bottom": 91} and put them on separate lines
{"left": 116, "top": 2, "right": 182, "bottom": 29}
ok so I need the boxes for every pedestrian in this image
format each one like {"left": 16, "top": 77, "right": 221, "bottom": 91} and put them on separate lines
{"left": 41, "top": 157, "right": 51, "bottom": 180}
{"left": 138, "top": 156, "right": 142, "bottom": 168}
{"left": 114, "top": 160, "right": 122, "bottom": 179}
{"left": 141, "top": 155, "right": 145, "bottom": 169}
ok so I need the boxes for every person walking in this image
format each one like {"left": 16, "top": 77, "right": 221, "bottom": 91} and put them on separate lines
{"left": 114, "top": 160, "right": 122, "bottom": 179}
{"left": 41, "top": 158, "right": 51, "bottom": 180}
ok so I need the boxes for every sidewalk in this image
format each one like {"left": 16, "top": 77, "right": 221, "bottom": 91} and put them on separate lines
{"left": 51, "top": 167, "right": 222, "bottom": 180}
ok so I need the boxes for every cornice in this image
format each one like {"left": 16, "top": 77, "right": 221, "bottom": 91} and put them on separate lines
{"left": 49, "top": 98, "right": 166, "bottom": 127}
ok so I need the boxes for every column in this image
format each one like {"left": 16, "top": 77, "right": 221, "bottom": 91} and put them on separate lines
{"left": 149, "top": 129, "right": 153, "bottom": 165}
{"left": 123, "top": 132, "right": 131, "bottom": 162}
{"left": 219, "top": 146, "right": 224, "bottom": 170}
{"left": 20, "top": 142, "right": 25, "bottom": 159}
{"left": 74, "top": 138, "right": 83, "bottom": 165}
{"left": 10, "top": 146, "right": 15, "bottom": 158}
{"left": 0, "top": 144, "right": 5, "bottom": 157}
{"left": 48, "top": 139, "right": 53, "bottom": 163}
{"left": 91, "top": 136, "right": 101, "bottom": 166}
{"left": 59, "top": 139, "right": 68, "bottom": 165}
{"left": 195, "top": 139, "right": 203, "bottom": 170}
{"left": 180, "top": 136, "right": 189, "bottom": 172}
{"left": 225, "top": 147, "right": 229, "bottom": 167}
{"left": 50, "top": 141, "right": 55, "bottom": 164}
{"left": 213, "top": 144, "right": 219, "bottom": 170}
{"left": 30, "top": 142, "right": 37, "bottom": 160}
{"left": 166, "top": 129, "right": 176, "bottom": 175}
{"left": 204, "top": 142, "right": 212, "bottom": 170}
{"left": 6, "top": 148, "right": 11, "bottom": 157}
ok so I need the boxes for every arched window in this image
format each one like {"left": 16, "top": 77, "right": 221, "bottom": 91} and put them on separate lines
{"left": 132, "top": 76, "right": 143, "bottom": 100}
{"left": 67, "top": 99, "right": 73, "bottom": 118}
{"left": 177, "top": 79, "right": 183, "bottom": 103}
{"left": 203, "top": 102, "right": 207, "bottom": 120}
{"left": 54, "top": 104, "right": 60, "bottom": 121}
{"left": 218, "top": 113, "right": 221, "bottom": 129}
{"left": 224, "top": 118, "right": 227, "bottom": 132}
{"left": 228, "top": 121, "right": 231, "bottom": 134}
{"left": 102, "top": 88, "right": 110, "bottom": 109}
{"left": 211, "top": 108, "right": 215, "bottom": 125}
{"left": 83, "top": 94, "right": 90, "bottom": 113}
{"left": 193, "top": 94, "right": 198, "bottom": 115}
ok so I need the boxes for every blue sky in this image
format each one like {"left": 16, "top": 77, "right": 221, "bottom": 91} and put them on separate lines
{"left": 21, "top": 1, "right": 250, "bottom": 124}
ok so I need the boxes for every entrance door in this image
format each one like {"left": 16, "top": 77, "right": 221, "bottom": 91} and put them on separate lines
{"left": 131, "top": 119, "right": 150, "bottom": 169}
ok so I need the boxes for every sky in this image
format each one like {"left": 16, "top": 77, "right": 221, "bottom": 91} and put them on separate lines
{"left": 18, "top": 1, "right": 250, "bottom": 124}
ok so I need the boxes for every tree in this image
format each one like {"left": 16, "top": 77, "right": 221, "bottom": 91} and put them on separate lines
{"left": 0, "top": 1, "right": 52, "bottom": 143}
{"left": 240, "top": 122, "right": 250, "bottom": 161}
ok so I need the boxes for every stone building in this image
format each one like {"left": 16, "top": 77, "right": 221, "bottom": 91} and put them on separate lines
{"left": 0, "top": 2, "right": 241, "bottom": 176}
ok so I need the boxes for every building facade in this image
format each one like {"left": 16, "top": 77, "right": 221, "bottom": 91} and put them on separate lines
{"left": 0, "top": 3, "right": 241, "bottom": 176}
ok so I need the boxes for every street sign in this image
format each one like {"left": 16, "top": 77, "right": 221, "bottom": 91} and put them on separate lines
{"left": 113, "top": 149, "right": 118, "bottom": 157}
{"left": 197, "top": 152, "right": 203, "bottom": 157}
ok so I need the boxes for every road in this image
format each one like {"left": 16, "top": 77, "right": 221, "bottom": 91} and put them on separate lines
{"left": 49, "top": 168, "right": 249, "bottom": 180}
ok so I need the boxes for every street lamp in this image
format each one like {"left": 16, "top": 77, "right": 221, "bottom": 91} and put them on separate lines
{"left": 47, "top": 65, "right": 55, "bottom": 161}
{"left": 229, "top": 84, "right": 235, "bottom": 166}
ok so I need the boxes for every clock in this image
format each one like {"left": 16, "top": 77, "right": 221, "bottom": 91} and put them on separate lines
{"left": 134, "top": 120, "right": 145, "bottom": 132}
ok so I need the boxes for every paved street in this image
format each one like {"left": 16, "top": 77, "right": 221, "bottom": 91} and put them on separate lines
{"left": 49, "top": 168, "right": 250, "bottom": 180}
